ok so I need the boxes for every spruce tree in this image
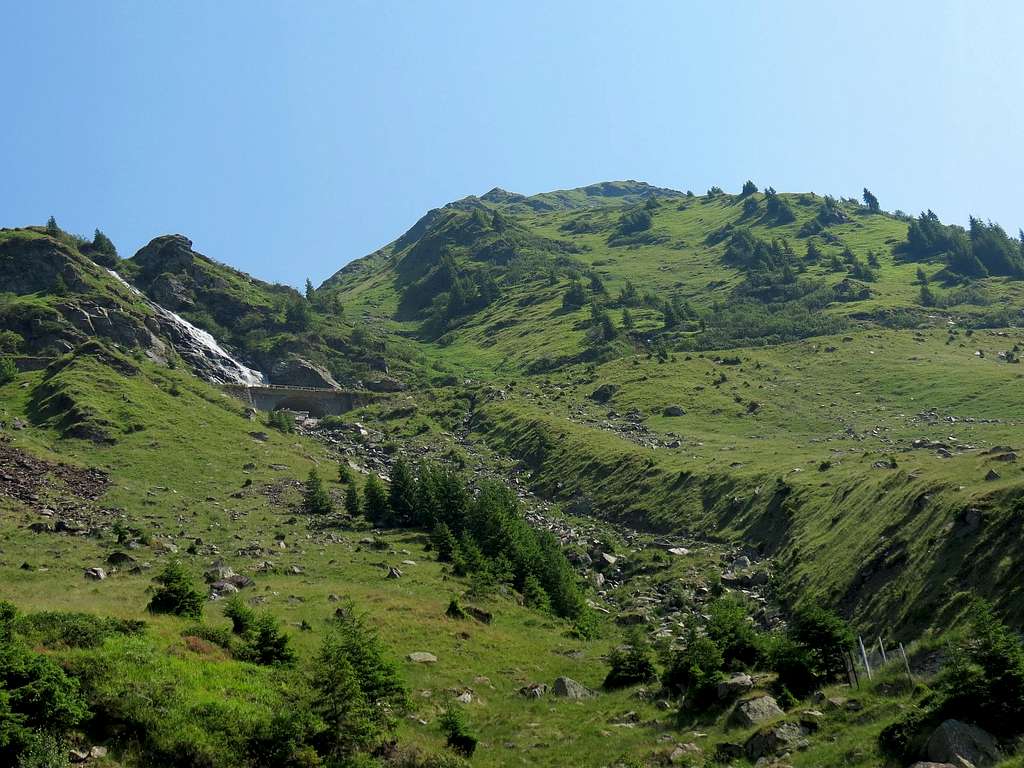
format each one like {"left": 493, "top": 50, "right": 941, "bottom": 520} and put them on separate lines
{"left": 862, "top": 187, "right": 880, "bottom": 213}
{"left": 338, "top": 462, "right": 354, "bottom": 484}
{"left": 388, "top": 458, "right": 417, "bottom": 527}
{"left": 363, "top": 474, "right": 390, "bottom": 526}
{"left": 303, "top": 468, "right": 333, "bottom": 515}
{"left": 45, "top": 216, "right": 60, "bottom": 237}
{"left": 344, "top": 484, "right": 360, "bottom": 517}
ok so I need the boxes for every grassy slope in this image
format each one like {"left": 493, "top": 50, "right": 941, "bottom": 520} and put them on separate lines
{"left": 318, "top": 185, "right": 1024, "bottom": 639}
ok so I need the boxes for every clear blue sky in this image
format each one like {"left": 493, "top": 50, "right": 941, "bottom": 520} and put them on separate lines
{"left": 3, "top": 1, "right": 1022, "bottom": 286}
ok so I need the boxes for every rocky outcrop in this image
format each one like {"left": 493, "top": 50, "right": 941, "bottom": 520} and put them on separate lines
{"left": 553, "top": 676, "right": 595, "bottom": 699}
{"left": 731, "top": 695, "right": 784, "bottom": 727}
{"left": 925, "top": 720, "right": 1001, "bottom": 768}
{"left": 271, "top": 356, "right": 340, "bottom": 389}
{"left": 744, "top": 722, "right": 809, "bottom": 760}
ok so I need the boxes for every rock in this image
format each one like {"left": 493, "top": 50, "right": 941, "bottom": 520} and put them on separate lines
{"left": 993, "top": 452, "right": 1018, "bottom": 462}
{"left": 553, "top": 676, "right": 595, "bottom": 699}
{"left": 270, "top": 356, "right": 340, "bottom": 389}
{"left": 106, "top": 551, "right": 136, "bottom": 567}
{"left": 731, "top": 695, "right": 784, "bottom": 728}
{"left": 799, "top": 709, "right": 825, "bottom": 732}
{"left": 588, "top": 383, "right": 619, "bottom": 403}
{"left": 667, "top": 547, "right": 690, "bottom": 556}
{"left": 669, "top": 743, "right": 702, "bottom": 763}
{"left": 407, "top": 652, "right": 437, "bottom": 664}
{"left": 663, "top": 405, "right": 686, "bottom": 416}
{"left": 89, "top": 746, "right": 108, "bottom": 759}
{"left": 716, "top": 673, "right": 754, "bottom": 701}
{"left": 363, "top": 376, "right": 407, "bottom": 393}
{"left": 465, "top": 606, "right": 492, "bottom": 624}
{"left": 984, "top": 469, "right": 1000, "bottom": 481}
{"left": 909, "top": 763, "right": 958, "bottom": 768}
{"left": 386, "top": 566, "right": 402, "bottom": 579}
{"left": 455, "top": 691, "right": 473, "bottom": 704}
{"left": 715, "top": 742, "right": 744, "bottom": 761}
{"left": 83, "top": 567, "right": 106, "bottom": 581}
{"left": 925, "top": 720, "right": 1002, "bottom": 768}
{"left": 69, "top": 749, "right": 90, "bottom": 763}
{"left": 744, "top": 722, "right": 809, "bottom": 760}
{"left": 518, "top": 683, "right": 548, "bottom": 698}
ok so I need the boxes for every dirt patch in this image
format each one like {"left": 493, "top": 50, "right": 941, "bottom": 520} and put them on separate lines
{"left": 0, "top": 439, "right": 109, "bottom": 513}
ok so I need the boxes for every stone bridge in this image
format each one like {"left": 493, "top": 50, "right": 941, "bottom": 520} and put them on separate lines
{"left": 223, "top": 384, "right": 372, "bottom": 417}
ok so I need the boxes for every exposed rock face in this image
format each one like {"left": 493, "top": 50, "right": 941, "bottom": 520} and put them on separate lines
{"left": 271, "top": 356, "right": 340, "bottom": 389}
{"left": 716, "top": 673, "right": 754, "bottom": 701}
{"left": 553, "top": 676, "right": 595, "bottom": 699}
{"left": 363, "top": 376, "right": 407, "bottom": 393}
{"left": 744, "top": 722, "right": 809, "bottom": 759}
{"left": 731, "top": 695, "right": 784, "bottom": 727}
{"left": 926, "top": 720, "right": 1002, "bottom": 768}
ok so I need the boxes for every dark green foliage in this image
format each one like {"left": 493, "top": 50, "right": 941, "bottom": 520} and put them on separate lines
{"left": 0, "top": 331, "right": 22, "bottom": 355}
{"left": 83, "top": 229, "right": 119, "bottom": 268}
{"left": 147, "top": 561, "right": 204, "bottom": 619}
{"left": 223, "top": 595, "right": 256, "bottom": 635}
{"left": 900, "top": 210, "right": 1023, "bottom": 277}
{"left": 311, "top": 600, "right": 407, "bottom": 759}
{"left": 431, "top": 522, "right": 457, "bottom": 563}
{"left": 267, "top": 410, "right": 294, "bottom": 433}
{"left": 0, "top": 358, "right": 16, "bottom": 386}
{"left": 615, "top": 208, "right": 653, "bottom": 236}
{"left": 439, "top": 704, "right": 477, "bottom": 757}
{"left": 740, "top": 180, "right": 758, "bottom": 197}
{"left": 621, "top": 307, "right": 634, "bottom": 329}
{"left": 937, "top": 601, "right": 1024, "bottom": 737}
{"left": 338, "top": 462, "right": 354, "bottom": 484}
{"left": 303, "top": 468, "right": 333, "bottom": 515}
{"left": 388, "top": 458, "right": 417, "bottom": 526}
{"left": 363, "top": 473, "right": 390, "bottom": 526}
{"left": 705, "top": 596, "right": 764, "bottom": 668}
{"left": 344, "top": 484, "right": 361, "bottom": 517}
{"left": 45, "top": 217, "right": 59, "bottom": 238}
{"left": 768, "top": 635, "right": 819, "bottom": 698}
{"left": 234, "top": 613, "right": 296, "bottom": 667}
{"left": 284, "top": 299, "right": 313, "bottom": 330}
{"left": 663, "top": 632, "right": 724, "bottom": 708}
{"left": 775, "top": 605, "right": 853, "bottom": 695}
{"left": 603, "top": 627, "right": 658, "bottom": 689}
{"left": 304, "top": 278, "right": 314, "bottom": 301}
{"left": 862, "top": 187, "right": 880, "bottom": 212}
{"left": 878, "top": 707, "right": 932, "bottom": 763}
{"left": 562, "top": 281, "right": 588, "bottom": 310}
{"left": 0, "top": 602, "right": 88, "bottom": 767}
{"left": 764, "top": 188, "right": 796, "bottom": 224}
{"left": 916, "top": 266, "right": 928, "bottom": 284}
{"left": 804, "top": 240, "right": 822, "bottom": 263}
{"left": 15, "top": 611, "right": 144, "bottom": 649}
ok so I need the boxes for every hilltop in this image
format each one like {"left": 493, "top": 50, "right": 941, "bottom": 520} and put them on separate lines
{"left": 3, "top": 182, "right": 1024, "bottom": 767}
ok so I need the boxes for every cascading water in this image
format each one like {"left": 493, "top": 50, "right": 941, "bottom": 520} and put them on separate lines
{"left": 107, "top": 269, "right": 268, "bottom": 386}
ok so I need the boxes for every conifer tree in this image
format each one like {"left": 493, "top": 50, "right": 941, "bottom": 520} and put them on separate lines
{"left": 303, "top": 468, "right": 333, "bottom": 515}
{"left": 363, "top": 474, "right": 390, "bottom": 526}
{"left": 862, "top": 187, "right": 880, "bottom": 212}
{"left": 344, "top": 484, "right": 360, "bottom": 517}
{"left": 388, "top": 458, "right": 417, "bottom": 527}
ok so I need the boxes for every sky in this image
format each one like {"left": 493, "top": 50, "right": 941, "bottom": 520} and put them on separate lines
{"left": 2, "top": 1, "right": 1022, "bottom": 286}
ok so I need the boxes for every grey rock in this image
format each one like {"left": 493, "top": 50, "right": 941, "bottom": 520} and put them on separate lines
{"left": 83, "top": 567, "right": 106, "bottom": 581}
{"left": 744, "top": 722, "right": 808, "bottom": 760}
{"left": 553, "top": 676, "right": 595, "bottom": 699}
{"left": 731, "top": 695, "right": 784, "bottom": 728}
{"left": 926, "top": 720, "right": 1002, "bottom": 768}
{"left": 271, "top": 356, "right": 340, "bottom": 389}
{"left": 407, "top": 651, "right": 437, "bottom": 663}
{"left": 663, "top": 405, "right": 686, "bottom": 416}
{"left": 716, "top": 673, "right": 754, "bottom": 701}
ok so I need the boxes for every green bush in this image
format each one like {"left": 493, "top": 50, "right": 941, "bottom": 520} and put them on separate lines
{"left": 16, "top": 611, "right": 144, "bottom": 649}
{"left": 303, "top": 469, "right": 333, "bottom": 515}
{"left": 147, "top": 561, "right": 204, "bottom": 619}
{"left": 663, "top": 632, "right": 724, "bottom": 707}
{"left": 439, "top": 704, "right": 477, "bottom": 757}
{"left": 0, "top": 358, "right": 16, "bottom": 386}
{"left": 603, "top": 627, "right": 658, "bottom": 689}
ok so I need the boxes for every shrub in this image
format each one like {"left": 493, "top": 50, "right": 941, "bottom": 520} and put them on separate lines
{"left": 604, "top": 627, "right": 658, "bottom": 689}
{"left": 705, "top": 596, "right": 765, "bottom": 668}
{"left": 16, "top": 611, "right": 144, "bottom": 649}
{"left": 362, "top": 474, "right": 390, "bottom": 526}
{"left": 663, "top": 632, "right": 724, "bottom": 708}
{"left": 234, "top": 613, "right": 295, "bottom": 667}
{"left": 147, "top": 561, "right": 204, "bottom": 619}
{"left": 338, "top": 463, "right": 354, "bottom": 484}
{"left": 0, "top": 358, "right": 16, "bottom": 386}
{"left": 439, "top": 704, "right": 477, "bottom": 757}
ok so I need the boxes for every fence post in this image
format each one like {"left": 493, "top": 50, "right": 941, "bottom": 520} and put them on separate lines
{"left": 899, "top": 642, "right": 913, "bottom": 686}
{"left": 859, "top": 635, "right": 872, "bottom": 680}
{"left": 878, "top": 636, "right": 888, "bottom": 665}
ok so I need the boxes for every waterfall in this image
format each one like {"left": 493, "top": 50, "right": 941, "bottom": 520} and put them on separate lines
{"left": 107, "top": 269, "right": 268, "bottom": 386}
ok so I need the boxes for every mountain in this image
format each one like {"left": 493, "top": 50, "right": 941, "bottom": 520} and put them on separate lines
{"left": 3, "top": 183, "right": 1024, "bottom": 767}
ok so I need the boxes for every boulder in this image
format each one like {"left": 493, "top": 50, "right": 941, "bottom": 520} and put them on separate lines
{"left": 925, "top": 720, "right": 1002, "bottom": 768}
{"left": 744, "top": 722, "right": 808, "bottom": 760}
{"left": 407, "top": 652, "right": 437, "bottom": 664}
{"left": 83, "top": 567, "right": 106, "bottom": 581}
{"left": 588, "top": 383, "right": 619, "bottom": 403}
{"left": 669, "top": 743, "right": 702, "bottom": 763}
{"left": 731, "top": 695, "right": 784, "bottom": 728}
{"left": 518, "top": 683, "right": 548, "bottom": 698}
{"left": 553, "top": 676, "right": 595, "bottom": 699}
{"left": 716, "top": 673, "right": 754, "bottom": 701}
{"left": 909, "top": 763, "right": 958, "bottom": 768}
{"left": 663, "top": 405, "right": 686, "bottom": 416}
{"left": 363, "top": 376, "right": 407, "bottom": 393}
{"left": 270, "top": 356, "right": 340, "bottom": 389}
{"left": 106, "top": 551, "right": 136, "bottom": 567}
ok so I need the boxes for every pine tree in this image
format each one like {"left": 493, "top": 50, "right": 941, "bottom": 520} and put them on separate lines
{"left": 147, "top": 560, "right": 203, "bottom": 619}
{"left": 919, "top": 283, "right": 937, "bottom": 307}
{"left": 45, "top": 216, "right": 60, "bottom": 237}
{"left": 344, "top": 484, "right": 360, "bottom": 517}
{"left": 431, "top": 522, "right": 458, "bottom": 562}
{"left": 388, "top": 458, "right": 417, "bottom": 527}
{"left": 338, "top": 462, "right": 354, "bottom": 484}
{"left": 303, "top": 468, "right": 333, "bottom": 515}
{"left": 740, "top": 180, "right": 758, "bottom": 197}
{"left": 862, "top": 187, "right": 880, "bottom": 213}
{"left": 304, "top": 278, "right": 315, "bottom": 301}
{"left": 916, "top": 266, "right": 929, "bottom": 285}
{"left": 363, "top": 474, "right": 390, "bottom": 526}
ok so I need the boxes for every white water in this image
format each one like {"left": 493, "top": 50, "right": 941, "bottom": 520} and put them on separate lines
{"left": 107, "top": 269, "right": 268, "bottom": 386}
